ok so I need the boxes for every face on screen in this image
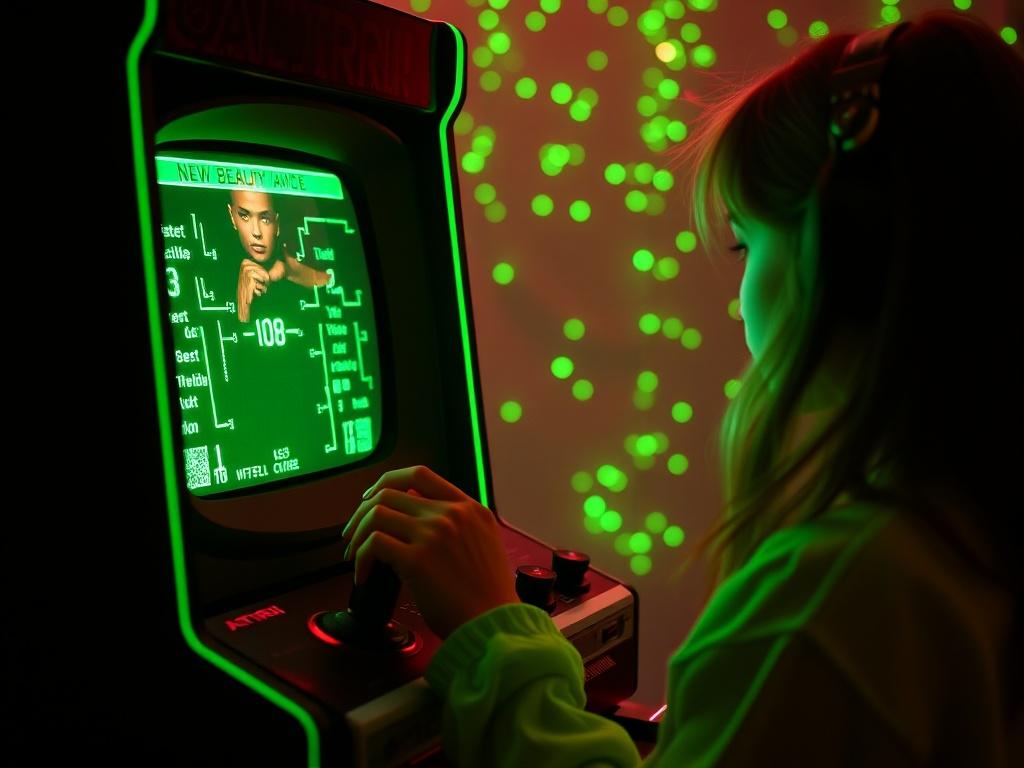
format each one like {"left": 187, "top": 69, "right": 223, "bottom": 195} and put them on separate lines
{"left": 228, "top": 189, "right": 280, "bottom": 263}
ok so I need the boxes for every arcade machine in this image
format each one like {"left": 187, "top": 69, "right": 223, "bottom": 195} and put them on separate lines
{"left": 129, "top": 1, "right": 649, "bottom": 764}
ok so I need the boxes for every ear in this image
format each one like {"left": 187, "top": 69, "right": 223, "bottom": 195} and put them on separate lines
{"left": 227, "top": 202, "right": 237, "bottom": 230}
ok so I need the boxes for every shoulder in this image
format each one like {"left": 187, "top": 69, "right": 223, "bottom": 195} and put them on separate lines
{"left": 676, "top": 502, "right": 893, "bottom": 664}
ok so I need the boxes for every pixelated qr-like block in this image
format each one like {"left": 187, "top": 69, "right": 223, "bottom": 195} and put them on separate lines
{"left": 355, "top": 417, "right": 373, "bottom": 452}
{"left": 184, "top": 445, "right": 211, "bottom": 489}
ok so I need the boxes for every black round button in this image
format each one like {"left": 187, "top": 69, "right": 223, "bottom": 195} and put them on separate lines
{"left": 552, "top": 549, "right": 591, "bottom": 594}
{"left": 515, "top": 565, "right": 556, "bottom": 611}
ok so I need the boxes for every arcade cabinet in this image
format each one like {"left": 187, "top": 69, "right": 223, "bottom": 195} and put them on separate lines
{"left": 129, "top": 1, "right": 647, "bottom": 764}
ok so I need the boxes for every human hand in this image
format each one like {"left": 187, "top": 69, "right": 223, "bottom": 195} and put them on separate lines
{"left": 342, "top": 465, "right": 519, "bottom": 639}
{"left": 237, "top": 259, "right": 270, "bottom": 322}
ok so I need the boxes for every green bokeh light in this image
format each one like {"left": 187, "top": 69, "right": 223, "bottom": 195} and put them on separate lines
{"left": 492, "top": 262, "right": 515, "bottom": 285}
{"left": 578, "top": 87, "right": 599, "bottom": 107}
{"left": 881, "top": 6, "right": 900, "bottom": 23}
{"left": 630, "top": 555, "right": 653, "bottom": 575}
{"left": 663, "top": 525, "right": 685, "bottom": 547}
{"left": 474, "top": 182, "right": 496, "bottom": 205}
{"left": 572, "top": 379, "right": 595, "bottom": 401}
{"left": 664, "top": 0, "right": 685, "bottom": 19}
{"left": 478, "top": 9, "right": 499, "bottom": 30}
{"left": 657, "top": 78, "right": 680, "bottom": 99}
{"left": 625, "top": 190, "right": 648, "bottom": 212}
{"left": 1002, "top": 27, "right": 1019, "bottom": 45}
{"left": 548, "top": 143, "right": 571, "bottom": 167}
{"left": 480, "top": 70, "right": 502, "bottom": 92}
{"left": 607, "top": 6, "right": 629, "bottom": 27}
{"left": 724, "top": 379, "right": 743, "bottom": 399}
{"left": 532, "top": 194, "right": 554, "bottom": 216}
{"left": 766, "top": 9, "right": 787, "bottom": 29}
{"left": 473, "top": 46, "right": 494, "bottom": 69}
{"left": 633, "top": 390, "right": 655, "bottom": 411}
{"left": 634, "top": 162, "right": 655, "bottom": 184}
{"left": 588, "top": 0, "right": 608, "bottom": 13}
{"left": 639, "top": 313, "right": 661, "bottom": 334}
{"left": 639, "top": 10, "right": 666, "bottom": 34}
{"left": 472, "top": 134, "right": 494, "bottom": 157}
{"left": 680, "top": 22, "right": 701, "bottom": 42}
{"left": 662, "top": 317, "right": 683, "bottom": 339}
{"left": 671, "top": 401, "right": 694, "bottom": 423}
{"left": 614, "top": 533, "right": 632, "bottom": 555}
{"left": 645, "top": 511, "right": 668, "bottom": 534}
{"left": 680, "top": 328, "right": 703, "bottom": 349}
{"left": 692, "top": 44, "right": 716, "bottom": 67}
{"left": 568, "top": 144, "right": 586, "bottom": 165}
{"left": 728, "top": 298, "right": 742, "bottom": 320}
{"left": 629, "top": 531, "right": 653, "bottom": 554}
{"left": 484, "top": 201, "right": 506, "bottom": 223}
{"left": 540, "top": 0, "right": 561, "bottom": 12}
{"left": 488, "top": 0, "right": 510, "bottom": 8}
{"left": 584, "top": 514, "right": 604, "bottom": 534}
{"left": 675, "top": 230, "right": 697, "bottom": 252}
{"left": 688, "top": 0, "right": 714, "bottom": 10}
{"left": 605, "top": 163, "right": 626, "bottom": 185}
{"left": 642, "top": 66, "right": 663, "bottom": 88}
{"left": 777, "top": 26, "right": 798, "bottom": 47}
{"left": 666, "top": 120, "right": 688, "bottom": 142}
{"left": 454, "top": 112, "right": 474, "bottom": 135}
{"left": 636, "top": 435, "right": 658, "bottom": 457}
{"left": 953, "top": 0, "right": 971, "bottom": 9}
{"left": 587, "top": 50, "right": 609, "bottom": 71}
{"left": 551, "top": 82, "right": 574, "bottom": 104}
{"left": 633, "top": 248, "right": 655, "bottom": 272}
{"left": 410, "top": 0, "right": 431, "bottom": 13}
{"left": 637, "top": 370, "right": 659, "bottom": 393}
{"left": 564, "top": 318, "right": 585, "bottom": 340}
{"left": 488, "top": 32, "right": 511, "bottom": 55}
{"left": 551, "top": 356, "right": 574, "bottom": 379}
{"left": 645, "top": 194, "right": 667, "bottom": 217}
{"left": 571, "top": 470, "right": 593, "bottom": 493}
{"left": 654, "top": 257, "right": 680, "bottom": 280}
{"left": 500, "top": 401, "right": 522, "bottom": 423}
{"left": 525, "top": 10, "right": 547, "bottom": 31}
{"left": 584, "top": 494, "right": 606, "bottom": 517}
{"left": 667, "top": 454, "right": 689, "bottom": 475}
{"left": 462, "top": 152, "right": 484, "bottom": 174}
{"left": 652, "top": 169, "right": 675, "bottom": 191}
{"left": 597, "top": 464, "right": 623, "bottom": 488}
{"left": 637, "top": 95, "right": 658, "bottom": 117}
{"left": 569, "top": 101, "right": 593, "bottom": 122}
{"left": 515, "top": 77, "right": 538, "bottom": 99}
{"left": 809, "top": 20, "right": 829, "bottom": 38}
{"left": 600, "top": 510, "right": 623, "bottom": 532}
{"left": 569, "top": 200, "right": 592, "bottom": 222}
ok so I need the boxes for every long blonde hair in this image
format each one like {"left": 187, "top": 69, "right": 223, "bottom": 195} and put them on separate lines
{"left": 683, "top": 12, "right": 1024, "bottom": 589}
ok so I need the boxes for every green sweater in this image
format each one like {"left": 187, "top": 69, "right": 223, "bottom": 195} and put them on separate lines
{"left": 425, "top": 503, "right": 1018, "bottom": 766}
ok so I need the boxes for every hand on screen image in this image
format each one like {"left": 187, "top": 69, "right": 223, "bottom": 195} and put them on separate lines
{"left": 341, "top": 465, "right": 519, "bottom": 639}
{"left": 228, "top": 188, "right": 330, "bottom": 322}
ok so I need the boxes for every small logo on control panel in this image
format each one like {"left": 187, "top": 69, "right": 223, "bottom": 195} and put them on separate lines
{"left": 225, "top": 604, "right": 286, "bottom": 631}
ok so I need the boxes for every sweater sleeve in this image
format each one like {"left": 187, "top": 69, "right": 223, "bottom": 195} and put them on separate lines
{"left": 425, "top": 602, "right": 642, "bottom": 768}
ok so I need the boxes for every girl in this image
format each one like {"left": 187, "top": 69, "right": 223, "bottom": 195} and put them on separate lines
{"left": 343, "top": 11, "right": 1022, "bottom": 765}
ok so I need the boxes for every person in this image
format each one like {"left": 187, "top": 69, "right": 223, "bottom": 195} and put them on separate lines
{"left": 341, "top": 11, "right": 1023, "bottom": 766}
{"left": 227, "top": 188, "right": 330, "bottom": 322}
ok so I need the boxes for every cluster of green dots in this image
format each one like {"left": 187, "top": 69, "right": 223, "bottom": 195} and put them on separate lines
{"left": 550, "top": 321, "right": 595, "bottom": 401}
{"left": 538, "top": 142, "right": 586, "bottom": 178}
{"left": 637, "top": 312, "right": 704, "bottom": 352}
{"left": 577, "top": 483, "right": 688, "bottom": 575}
{"left": 604, "top": 161, "right": 682, "bottom": 216}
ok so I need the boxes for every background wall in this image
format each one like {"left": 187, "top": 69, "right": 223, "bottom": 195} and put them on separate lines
{"left": 377, "top": 0, "right": 1018, "bottom": 706}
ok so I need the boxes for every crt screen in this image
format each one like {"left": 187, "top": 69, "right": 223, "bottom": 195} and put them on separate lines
{"left": 155, "top": 152, "right": 383, "bottom": 495}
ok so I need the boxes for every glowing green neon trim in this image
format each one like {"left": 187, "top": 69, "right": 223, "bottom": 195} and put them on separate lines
{"left": 438, "top": 24, "right": 489, "bottom": 508}
{"left": 155, "top": 155, "right": 344, "bottom": 199}
{"left": 127, "top": 2, "right": 321, "bottom": 764}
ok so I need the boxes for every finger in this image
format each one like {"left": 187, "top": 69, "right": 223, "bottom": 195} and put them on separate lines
{"left": 345, "top": 503, "right": 420, "bottom": 561}
{"left": 342, "top": 487, "right": 440, "bottom": 543}
{"left": 354, "top": 530, "right": 414, "bottom": 586}
{"left": 362, "top": 465, "right": 469, "bottom": 505}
